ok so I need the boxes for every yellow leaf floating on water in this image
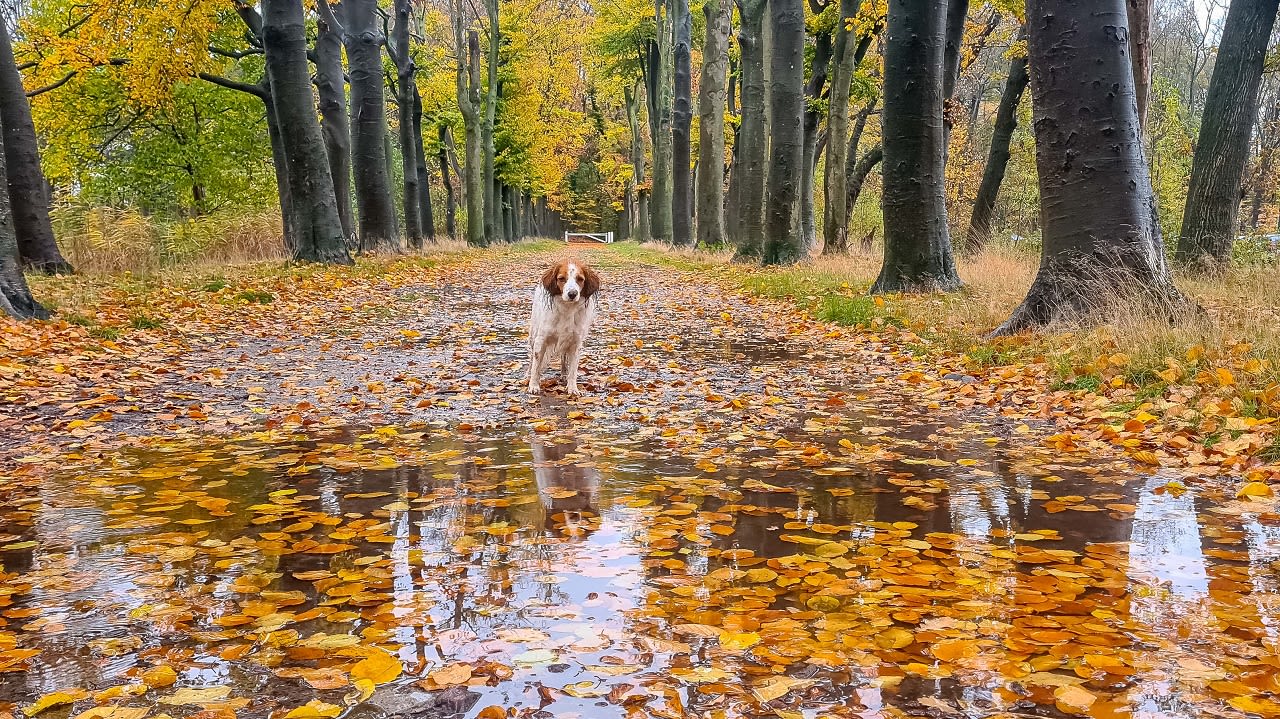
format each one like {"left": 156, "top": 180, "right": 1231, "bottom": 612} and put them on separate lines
{"left": 427, "top": 663, "right": 473, "bottom": 687}
{"left": 349, "top": 647, "right": 403, "bottom": 685}
{"left": 670, "top": 666, "right": 732, "bottom": 683}
{"left": 806, "top": 595, "right": 841, "bottom": 613}
{"left": 1131, "top": 451, "right": 1160, "bottom": 466}
{"left": 283, "top": 701, "right": 344, "bottom": 719}
{"left": 1228, "top": 696, "right": 1280, "bottom": 717}
{"left": 720, "top": 632, "right": 761, "bottom": 650}
{"left": 72, "top": 708, "right": 149, "bottom": 719}
{"left": 159, "top": 686, "right": 232, "bottom": 705}
{"left": 1053, "top": 685, "right": 1097, "bottom": 715}
{"left": 875, "top": 627, "right": 914, "bottom": 649}
{"left": 142, "top": 664, "right": 178, "bottom": 688}
{"left": 750, "top": 676, "right": 812, "bottom": 702}
{"left": 744, "top": 568, "right": 778, "bottom": 583}
{"left": 1238, "top": 481, "right": 1273, "bottom": 498}
{"left": 813, "top": 542, "right": 848, "bottom": 558}
{"left": 345, "top": 678, "right": 375, "bottom": 705}
{"left": 24, "top": 692, "right": 82, "bottom": 716}
{"left": 931, "top": 639, "right": 980, "bottom": 662}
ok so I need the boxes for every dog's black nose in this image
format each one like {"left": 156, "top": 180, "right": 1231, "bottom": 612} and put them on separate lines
{"left": 567, "top": 290, "right": 579, "bottom": 300}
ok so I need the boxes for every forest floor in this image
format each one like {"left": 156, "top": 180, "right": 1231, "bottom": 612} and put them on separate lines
{"left": 1, "top": 242, "right": 1279, "bottom": 719}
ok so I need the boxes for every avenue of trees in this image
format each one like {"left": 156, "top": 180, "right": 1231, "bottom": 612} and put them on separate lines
{"left": 1, "top": 0, "right": 1278, "bottom": 328}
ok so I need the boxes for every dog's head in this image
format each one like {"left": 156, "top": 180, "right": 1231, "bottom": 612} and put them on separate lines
{"left": 541, "top": 259, "right": 600, "bottom": 304}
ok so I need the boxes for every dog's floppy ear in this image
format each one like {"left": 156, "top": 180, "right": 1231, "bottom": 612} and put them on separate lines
{"left": 541, "top": 263, "right": 561, "bottom": 296}
{"left": 581, "top": 266, "right": 601, "bottom": 300}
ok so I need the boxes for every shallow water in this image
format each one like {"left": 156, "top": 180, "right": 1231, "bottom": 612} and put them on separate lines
{"left": 1, "top": 409, "right": 1278, "bottom": 719}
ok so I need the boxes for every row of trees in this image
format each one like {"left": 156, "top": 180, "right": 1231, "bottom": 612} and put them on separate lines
{"left": 1, "top": 0, "right": 1278, "bottom": 325}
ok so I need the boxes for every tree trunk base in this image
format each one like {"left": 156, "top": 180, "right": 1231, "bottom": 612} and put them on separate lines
{"left": 870, "top": 263, "right": 962, "bottom": 294}
{"left": 24, "top": 258, "right": 74, "bottom": 275}
{"left": 992, "top": 261, "right": 1199, "bottom": 337}
{"left": 1, "top": 280, "right": 48, "bottom": 319}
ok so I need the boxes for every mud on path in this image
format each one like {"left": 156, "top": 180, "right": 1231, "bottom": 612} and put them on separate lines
{"left": 1, "top": 245, "right": 1278, "bottom": 719}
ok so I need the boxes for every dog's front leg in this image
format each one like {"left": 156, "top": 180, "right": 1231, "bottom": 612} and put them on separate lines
{"left": 563, "top": 340, "right": 584, "bottom": 396}
{"left": 527, "top": 340, "right": 546, "bottom": 394}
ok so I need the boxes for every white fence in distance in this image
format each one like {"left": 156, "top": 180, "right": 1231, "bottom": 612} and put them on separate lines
{"left": 564, "top": 232, "right": 614, "bottom": 244}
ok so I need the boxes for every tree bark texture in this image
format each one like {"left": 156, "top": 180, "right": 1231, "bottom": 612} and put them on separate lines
{"left": 483, "top": 0, "right": 501, "bottom": 243}
{"left": 941, "top": 0, "right": 969, "bottom": 151}
{"left": 439, "top": 125, "right": 458, "bottom": 238}
{"left": 644, "top": 10, "right": 675, "bottom": 244}
{"left": 763, "top": 0, "right": 806, "bottom": 264}
{"left": 1176, "top": 0, "right": 1280, "bottom": 270}
{"left": 0, "top": 115, "right": 48, "bottom": 319}
{"left": 315, "top": 0, "right": 355, "bottom": 244}
{"left": 965, "top": 37, "right": 1028, "bottom": 254}
{"left": 627, "top": 80, "right": 651, "bottom": 242}
{"left": 455, "top": 7, "right": 486, "bottom": 247}
{"left": 1126, "top": 0, "right": 1152, "bottom": 130}
{"left": 800, "top": 26, "right": 833, "bottom": 255}
{"left": 874, "top": 0, "right": 961, "bottom": 293}
{"left": 998, "top": 0, "right": 1190, "bottom": 335}
{"left": 731, "top": 0, "right": 768, "bottom": 258}
{"left": 412, "top": 88, "right": 435, "bottom": 241}
{"left": 696, "top": 0, "right": 731, "bottom": 248}
{"left": 672, "top": 0, "right": 694, "bottom": 245}
{"left": 821, "top": 0, "right": 863, "bottom": 255}
{"left": 391, "top": 0, "right": 422, "bottom": 247}
{"left": 261, "top": 0, "right": 352, "bottom": 264}
{"left": 0, "top": 18, "right": 71, "bottom": 274}
{"left": 346, "top": 0, "right": 399, "bottom": 250}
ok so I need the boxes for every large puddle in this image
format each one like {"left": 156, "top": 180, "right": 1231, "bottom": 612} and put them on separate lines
{"left": 1, "top": 408, "right": 1278, "bottom": 719}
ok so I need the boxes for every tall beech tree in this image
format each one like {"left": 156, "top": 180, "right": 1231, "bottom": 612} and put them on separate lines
{"left": 1177, "top": 0, "right": 1280, "bottom": 270}
{"left": 762, "top": 0, "right": 806, "bottom": 264}
{"left": 695, "top": 0, "right": 731, "bottom": 248}
{"left": 873, "top": 0, "right": 960, "bottom": 293}
{"left": 260, "top": 0, "right": 351, "bottom": 264}
{"left": 821, "top": 0, "right": 875, "bottom": 255}
{"left": 672, "top": 0, "right": 693, "bottom": 246}
{"left": 482, "top": 0, "right": 500, "bottom": 243}
{"left": 389, "top": 0, "right": 422, "bottom": 246}
{"left": 0, "top": 115, "right": 48, "bottom": 319}
{"left": 438, "top": 125, "right": 459, "bottom": 239}
{"left": 997, "top": 0, "right": 1189, "bottom": 335}
{"left": 626, "top": 81, "right": 651, "bottom": 242}
{"left": 965, "top": 30, "right": 1029, "bottom": 254}
{"left": 412, "top": 91, "right": 436, "bottom": 242}
{"left": 800, "top": 13, "right": 833, "bottom": 253}
{"left": 314, "top": 0, "right": 355, "bottom": 244}
{"left": 0, "top": 17, "right": 71, "bottom": 274}
{"left": 731, "top": 0, "right": 768, "bottom": 258}
{"left": 454, "top": 2, "right": 486, "bottom": 247}
{"left": 346, "top": 0, "right": 399, "bottom": 250}
{"left": 643, "top": 2, "right": 674, "bottom": 244}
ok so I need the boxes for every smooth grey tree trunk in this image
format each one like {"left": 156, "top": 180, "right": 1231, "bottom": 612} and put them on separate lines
{"left": 997, "top": 0, "right": 1191, "bottom": 334}
{"left": 732, "top": 0, "right": 767, "bottom": 259}
{"left": 346, "top": 0, "right": 399, "bottom": 250}
{"left": 0, "top": 117, "right": 47, "bottom": 319}
{"left": 695, "top": 0, "right": 731, "bottom": 248}
{"left": 626, "top": 80, "right": 651, "bottom": 242}
{"left": 0, "top": 19, "right": 71, "bottom": 274}
{"left": 873, "top": 0, "right": 961, "bottom": 293}
{"left": 763, "top": 0, "right": 806, "bottom": 265}
{"left": 314, "top": 0, "right": 355, "bottom": 244}
{"left": 482, "top": 0, "right": 501, "bottom": 243}
{"left": 644, "top": 14, "right": 674, "bottom": 244}
{"left": 941, "top": 0, "right": 968, "bottom": 151}
{"left": 438, "top": 125, "right": 458, "bottom": 238}
{"left": 454, "top": 1, "right": 486, "bottom": 247}
{"left": 965, "top": 37, "right": 1028, "bottom": 254}
{"left": 800, "top": 28, "right": 833, "bottom": 255}
{"left": 672, "top": 0, "right": 693, "bottom": 245}
{"left": 413, "top": 89, "right": 435, "bottom": 241}
{"left": 390, "top": 0, "right": 421, "bottom": 247}
{"left": 1177, "top": 0, "right": 1280, "bottom": 270}
{"left": 261, "top": 0, "right": 352, "bottom": 264}
{"left": 821, "top": 0, "right": 870, "bottom": 255}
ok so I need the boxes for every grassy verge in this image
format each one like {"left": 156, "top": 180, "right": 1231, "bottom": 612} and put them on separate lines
{"left": 612, "top": 241, "right": 1280, "bottom": 474}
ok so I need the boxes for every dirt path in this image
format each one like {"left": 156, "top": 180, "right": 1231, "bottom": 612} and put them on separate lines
{"left": 3, "top": 246, "right": 982, "bottom": 456}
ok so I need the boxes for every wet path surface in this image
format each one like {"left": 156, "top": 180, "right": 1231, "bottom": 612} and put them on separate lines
{"left": 2, "top": 249, "right": 1278, "bottom": 719}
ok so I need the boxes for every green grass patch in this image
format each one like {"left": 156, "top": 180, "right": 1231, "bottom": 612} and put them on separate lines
{"left": 234, "top": 289, "right": 275, "bottom": 304}
{"left": 129, "top": 314, "right": 163, "bottom": 330}
{"left": 1052, "top": 374, "right": 1104, "bottom": 393}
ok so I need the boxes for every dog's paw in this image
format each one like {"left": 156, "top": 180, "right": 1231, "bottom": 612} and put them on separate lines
{"left": 565, "top": 386, "right": 582, "bottom": 397}
{"left": 527, "top": 384, "right": 543, "bottom": 395}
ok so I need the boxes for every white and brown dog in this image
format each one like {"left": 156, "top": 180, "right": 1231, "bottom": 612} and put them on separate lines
{"left": 527, "top": 258, "right": 601, "bottom": 396}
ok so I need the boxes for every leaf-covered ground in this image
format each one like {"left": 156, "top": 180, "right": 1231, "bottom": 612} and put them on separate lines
{"left": 2, "top": 245, "right": 1279, "bottom": 719}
